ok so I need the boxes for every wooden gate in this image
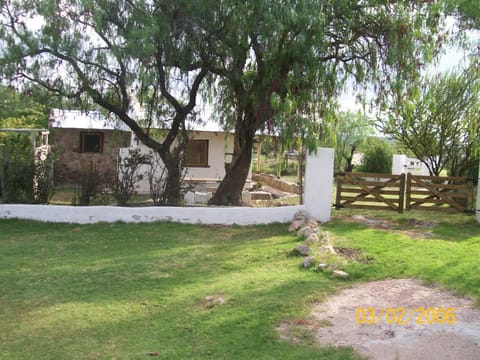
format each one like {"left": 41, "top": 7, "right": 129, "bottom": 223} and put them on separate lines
{"left": 335, "top": 172, "right": 406, "bottom": 213}
{"left": 406, "top": 174, "right": 474, "bottom": 213}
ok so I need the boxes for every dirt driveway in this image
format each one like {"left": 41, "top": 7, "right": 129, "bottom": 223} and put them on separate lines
{"left": 279, "top": 279, "right": 480, "bottom": 359}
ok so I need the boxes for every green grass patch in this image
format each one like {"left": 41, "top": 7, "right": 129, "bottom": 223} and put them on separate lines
{"left": 1, "top": 210, "right": 479, "bottom": 359}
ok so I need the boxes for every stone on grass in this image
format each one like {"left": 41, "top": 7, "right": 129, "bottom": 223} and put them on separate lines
{"left": 294, "top": 210, "right": 312, "bottom": 222}
{"left": 294, "top": 244, "right": 312, "bottom": 256}
{"left": 305, "top": 233, "right": 320, "bottom": 244}
{"left": 297, "top": 226, "right": 316, "bottom": 239}
{"left": 303, "top": 257, "right": 315, "bottom": 268}
{"left": 318, "top": 263, "right": 329, "bottom": 270}
{"left": 288, "top": 219, "right": 304, "bottom": 232}
{"left": 332, "top": 270, "right": 349, "bottom": 279}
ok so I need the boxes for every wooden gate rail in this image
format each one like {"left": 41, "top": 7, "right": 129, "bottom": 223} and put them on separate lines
{"left": 335, "top": 172, "right": 405, "bottom": 213}
{"left": 406, "top": 174, "right": 474, "bottom": 213}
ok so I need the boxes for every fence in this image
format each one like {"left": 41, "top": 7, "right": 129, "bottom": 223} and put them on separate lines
{"left": 335, "top": 172, "right": 405, "bottom": 213}
{"left": 336, "top": 172, "right": 475, "bottom": 214}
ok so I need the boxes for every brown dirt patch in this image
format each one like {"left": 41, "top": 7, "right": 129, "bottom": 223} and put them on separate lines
{"left": 345, "top": 215, "right": 435, "bottom": 239}
{"left": 278, "top": 279, "right": 480, "bottom": 359}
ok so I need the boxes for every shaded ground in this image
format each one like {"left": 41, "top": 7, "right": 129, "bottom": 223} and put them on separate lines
{"left": 279, "top": 279, "right": 480, "bottom": 360}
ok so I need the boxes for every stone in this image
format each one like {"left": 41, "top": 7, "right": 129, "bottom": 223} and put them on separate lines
{"left": 303, "top": 257, "right": 315, "bottom": 268}
{"left": 241, "top": 191, "right": 251, "bottom": 206}
{"left": 250, "top": 191, "right": 272, "bottom": 201}
{"left": 288, "top": 219, "right": 304, "bottom": 232}
{"left": 293, "top": 210, "right": 313, "bottom": 222}
{"left": 332, "top": 270, "right": 349, "bottom": 279}
{"left": 305, "top": 233, "right": 320, "bottom": 244}
{"left": 297, "top": 226, "right": 315, "bottom": 238}
{"left": 318, "top": 263, "right": 329, "bottom": 270}
{"left": 294, "top": 244, "right": 312, "bottom": 256}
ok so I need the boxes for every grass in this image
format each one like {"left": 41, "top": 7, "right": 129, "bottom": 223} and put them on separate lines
{"left": 1, "top": 209, "right": 479, "bottom": 359}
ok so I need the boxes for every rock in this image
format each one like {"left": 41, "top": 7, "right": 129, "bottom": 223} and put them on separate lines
{"left": 294, "top": 244, "right": 312, "bottom": 256}
{"left": 332, "top": 270, "right": 349, "bottom": 279}
{"left": 305, "top": 233, "right": 320, "bottom": 244}
{"left": 320, "top": 244, "right": 337, "bottom": 255}
{"left": 250, "top": 191, "right": 272, "bottom": 201}
{"left": 297, "top": 226, "right": 316, "bottom": 238}
{"left": 293, "top": 210, "right": 316, "bottom": 224}
{"left": 288, "top": 219, "right": 304, "bottom": 232}
{"left": 303, "top": 257, "right": 315, "bottom": 268}
{"left": 241, "top": 191, "right": 251, "bottom": 206}
{"left": 305, "top": 219, "right": 319, "bottom": 229}
{"left": 318, "top": 263, "right": 329, "bottom": 270}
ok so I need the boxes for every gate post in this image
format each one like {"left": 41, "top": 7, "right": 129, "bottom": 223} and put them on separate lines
{"left": 304, "top": 147, "right": 334, "bottom": 222}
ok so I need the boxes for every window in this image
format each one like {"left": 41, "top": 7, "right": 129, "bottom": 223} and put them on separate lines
{"left": 80, "top": 132, "right": 104, "bottom": 153}
{"left": 185, "top": 140, "right": 209, "bottom": 167}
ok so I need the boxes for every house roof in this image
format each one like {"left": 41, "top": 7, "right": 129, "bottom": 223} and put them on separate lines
{"left": 49, "top": 109, "right": 227, "bottom": 133}
{"left": 49, "top": 109, "right": 131, "bottom": 131}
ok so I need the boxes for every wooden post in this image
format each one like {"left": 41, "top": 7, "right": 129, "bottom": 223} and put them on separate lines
{"left": 398, "top": 173, "right": 405, "bottom": 213}
{"left": 405, "top": 173, "right": 412, "bottom": 211}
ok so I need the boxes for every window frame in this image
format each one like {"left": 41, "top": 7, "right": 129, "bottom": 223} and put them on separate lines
{"left": 184, "top": 139, "right": 209, "bottom": 167}
{"left": 80, "top": 132, "right": 104, "bottom": 153}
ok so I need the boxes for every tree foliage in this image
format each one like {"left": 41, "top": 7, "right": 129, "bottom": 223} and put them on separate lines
{"left": 205, "top": 0, "right": 445, "bottom": 204}
{"left": 322, "top": 111, "right": 374, "bottom": 172}
{"left": 0, "top": 0, "right": 212, "bottom": 205}
{"left": 378, "top": 62, "right": 480, "bottom": 176}
{"left": 358, "top": 137, "right": 393, "bottom": 174}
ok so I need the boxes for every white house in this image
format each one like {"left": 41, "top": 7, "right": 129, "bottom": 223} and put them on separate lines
{"left": 123, "top": 118, "right": 246, "bottom": 194}
{"left": 392, "top": 154, "right": 429, "bottom": 176}
{"left": 49, "top": 109, "right": 248, "bottom": 191}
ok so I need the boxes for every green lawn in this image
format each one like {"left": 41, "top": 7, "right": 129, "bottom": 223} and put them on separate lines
{"left": 1, "top": 210, "right": 479, "bottom": 359}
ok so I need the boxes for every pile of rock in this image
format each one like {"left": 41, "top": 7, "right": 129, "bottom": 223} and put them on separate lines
{"left": 288, "top": 210, "right": 349, "bottom": 278}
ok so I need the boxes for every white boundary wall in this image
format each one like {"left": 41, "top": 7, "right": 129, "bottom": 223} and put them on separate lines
{"left": 0, "top": 147, "right": 334, "bottom": 225}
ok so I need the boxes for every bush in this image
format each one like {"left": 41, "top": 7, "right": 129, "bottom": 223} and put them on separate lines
{"left": 359, "top": 139, "right": 393, "bottom": 174}
{"left": 72, "top": 160, "right": 108, "bottom": 206}
{"left": 0, "top": 135, "right": 35, "bottom": 203}
{"left": 109, "top": 149, "right": 150, "bottom": 206}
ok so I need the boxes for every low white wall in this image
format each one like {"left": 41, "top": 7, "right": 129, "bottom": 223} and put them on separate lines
{"left": 0, "top": 204, "right": 303, "bottom": 225}
{"left": 0, "top": 147, "right": 335, "bottom": 225}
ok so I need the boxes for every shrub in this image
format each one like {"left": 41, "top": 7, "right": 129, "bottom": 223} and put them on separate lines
{"left": 359, "top": 139, "right": 393, "bottom": 174}
{"left": 72, "top": 160, "right": 108, "bottom": 206}
{"left": 0, "top": 134, "right": 35, "bottom": 203}
{"left": 109, "top": 149, "right": 150, "bottom": 206}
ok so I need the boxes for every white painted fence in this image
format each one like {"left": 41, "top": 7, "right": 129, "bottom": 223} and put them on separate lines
{"left": 0, "top": 148, "right": 335, "bottom": 225}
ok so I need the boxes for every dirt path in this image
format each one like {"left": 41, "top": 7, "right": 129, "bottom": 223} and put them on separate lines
{"left": 279, "top": 279, "right": 480, "bottom": 359}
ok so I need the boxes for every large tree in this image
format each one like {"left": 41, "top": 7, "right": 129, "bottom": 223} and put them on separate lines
{"left": 205, "top": 0, "right": 444, "bottom": 205}
{"left": 378, "top": 63, "right": 480, "bottom": 176}
{"left": 0, "top": 0, "right": 212, "bottom": 205}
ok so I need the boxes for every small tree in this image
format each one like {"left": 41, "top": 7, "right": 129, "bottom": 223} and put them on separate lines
{"left": 378, "top": 63, "right": 480, "bottom": 176}
{"left": 110, "top": 149, "right": 150, "bottom": 206}
{"left": 359, "top": 138, "right": 393, "bottom": 174}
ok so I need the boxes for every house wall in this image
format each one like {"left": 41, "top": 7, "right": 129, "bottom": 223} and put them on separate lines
{"left": 120, "top": 131, "right": 239, "bottom": 194}
{"left": 53, "top": 128, "right": 131, "bottom": 183}
{"left": 392, "top": 154, "right": 429, "bottom": 175}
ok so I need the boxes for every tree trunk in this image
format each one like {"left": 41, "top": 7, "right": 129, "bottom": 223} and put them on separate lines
{"left": 163, "top": 157, "right": 182, "bottom": 205}
{"left": 209, "top": 123, "right": 255, "bottom": 205}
